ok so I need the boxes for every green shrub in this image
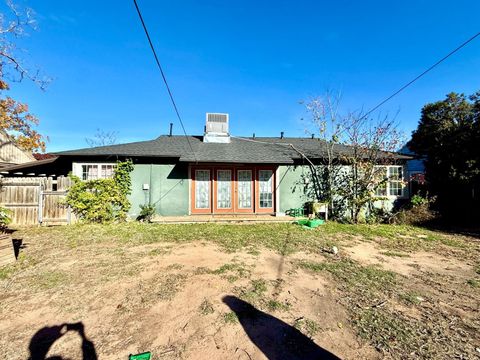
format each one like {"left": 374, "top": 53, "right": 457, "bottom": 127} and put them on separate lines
{"left": 410, "top": 194, "right": 428, "bottom": 207}
{"left": 64, "top": 160, "right": 134, "bottom": 223}
{"left": 138, "top": 204, "right": 155, "bottom": 222}
{"left": 366, "top": 206, "right": 392, "bottom": 224}
{"left": 0, "top": 206, "right": 11, "bottom": 228}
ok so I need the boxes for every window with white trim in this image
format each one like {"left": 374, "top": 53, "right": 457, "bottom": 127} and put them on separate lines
{"left": 375, "top": 165, "right": 404, "bottom": 197}
{"left": 74, "top": 163, "right": 116, "bottom": 181}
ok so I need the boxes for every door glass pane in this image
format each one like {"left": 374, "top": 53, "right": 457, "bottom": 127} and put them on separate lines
{"left": 238, "top": 170, "right": 252, "bottom": 208}
{"left": 217, "top": 170, "right": 232, "bottom": 208}
{"left": 259, "top": 170, "right": 273, "bottom": 208}
{"left": 195, "top": 170, "right": 210, "bottom": 209}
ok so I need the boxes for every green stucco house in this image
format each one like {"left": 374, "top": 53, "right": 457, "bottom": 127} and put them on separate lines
{"left": 1, "top": 114, "right": 411, "bottom": 218}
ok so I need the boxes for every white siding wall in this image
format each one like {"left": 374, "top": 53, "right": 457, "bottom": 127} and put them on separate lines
{"left": 0, "top": 132, "right": 35, "bottom": 165}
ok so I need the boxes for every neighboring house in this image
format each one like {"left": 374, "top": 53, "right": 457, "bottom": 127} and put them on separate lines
{"left": 0, "top": 113, "right": 411, "bottom": 218}
{"left": 399, "top": 144, "right": 426, "bottom": 196}
{"left": 399, "top": 145, "right": 425, "bottom": 179}
{"left": 0, "top": 131, "right": 36, "bottom": 169}
{"left": 32, "top": 153, "right": 57, "bottom": 161}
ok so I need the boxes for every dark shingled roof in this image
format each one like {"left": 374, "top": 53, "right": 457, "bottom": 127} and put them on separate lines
{"left": 55, "top": 135, "right": 411, "bottom": 163}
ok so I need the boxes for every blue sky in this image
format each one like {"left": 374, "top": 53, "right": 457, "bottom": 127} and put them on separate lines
{"left": 4, "top": 0, "right": 480, "bottom": 152}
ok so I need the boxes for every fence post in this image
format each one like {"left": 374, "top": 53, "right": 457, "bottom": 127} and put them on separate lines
{"left": 38, "top": 184, "right": 43, "bottom": 225}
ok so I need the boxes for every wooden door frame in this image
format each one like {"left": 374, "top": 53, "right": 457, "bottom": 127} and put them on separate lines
{"left": 191, "top": 166, "right": 213, "bottom": 214}
{"left": 255, "top": 166, "right": 276, "bottom": 214}
{"left": 234, "top": 168, "right": 254, "bottom": 213}
{"left": 190, "top": 164, "right": 277, "bottom": 215}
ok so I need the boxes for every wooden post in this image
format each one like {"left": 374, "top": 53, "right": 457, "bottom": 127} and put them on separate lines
{"left": 67, "top": 206, "right": 71, "bottom": 225}
{"left": 38, "top": 184, "right": 43, "bottom": 225}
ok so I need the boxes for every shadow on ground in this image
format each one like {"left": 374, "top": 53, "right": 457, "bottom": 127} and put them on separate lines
{"left": 223, "top": 295, "right": 340, "bottom": 360}
{"left": 28, "top": 322, "right": 97, "bottom": 360}
{"left": 12, "top": 238, "right": 25, "bottom": 259}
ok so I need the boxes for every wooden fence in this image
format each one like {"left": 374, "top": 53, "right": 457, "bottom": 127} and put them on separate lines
{"left": 0, "top": 176, "right": 73, "bottom": 226}
{"left": 0, "top": 234, "right": 14, "bottom": 266}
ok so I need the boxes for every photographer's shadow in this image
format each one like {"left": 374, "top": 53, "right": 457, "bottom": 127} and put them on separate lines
{"left": 28, "top": 322, "right": 97, "bottom": 360}
{"left": 223, "top": 296, "right": 340, "bottom": 360}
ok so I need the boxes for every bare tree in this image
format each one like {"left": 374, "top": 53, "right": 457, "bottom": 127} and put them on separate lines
{"left": 0, "top": 0, "right": 49, "bottom": 89}
{"left": 301, "top": 91, "right": 346, "bottom": 217}
{"left": 85, "top": 129, "right": 118, "bottom": 147}
{"left": 340, "top": 111, "right": 405, "bottom": 222}
{"left": 302, "top": 92, "right": 405, "bottom": 223}
{"left": 0, "top": 0, "right": 49, "bottom": 152}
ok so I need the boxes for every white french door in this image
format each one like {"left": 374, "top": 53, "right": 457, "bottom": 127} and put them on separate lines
{"left": 236, "top": 169, "right": 253, "bottom": 213}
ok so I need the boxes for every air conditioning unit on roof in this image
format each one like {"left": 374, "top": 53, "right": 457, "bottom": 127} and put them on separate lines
{"left": 203, "top": 113, "right": 230, "bottom": 143}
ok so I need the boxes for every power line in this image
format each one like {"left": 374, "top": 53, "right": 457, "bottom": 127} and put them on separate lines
{"left": 363, "top": 30, "right": 480, "bottom": 119}
{"left": 132, "top": 0, "right": 197, "bottom": 162}
{"left": 231, "top": 136, "right": 318, "bottom": 168}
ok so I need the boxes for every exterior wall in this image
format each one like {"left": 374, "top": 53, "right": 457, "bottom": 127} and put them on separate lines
{"left": 68, "top": 161, "right": 409, "bottom": 219}
{"left": 277, "top": 165, "right": 313, "bottom": 212}
{"left": 277, "top": 164, "right": 409, "bottom": 215}
{"left": 0, "top": 132, "right": 35, "bottom": 165}
{"left": 128, "top": 164, "right": 189, "bottom": 218}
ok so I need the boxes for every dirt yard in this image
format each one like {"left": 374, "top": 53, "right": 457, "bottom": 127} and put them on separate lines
{"left": 0, "top": 223, "right": 479, "bottom": 359}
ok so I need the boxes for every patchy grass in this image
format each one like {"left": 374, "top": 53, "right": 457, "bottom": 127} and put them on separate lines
{"left": 33, "top": 270, "right": 71, "bottom": 290}
{"left": 399, "top": 291, "right": 424, "bottom": 305}
{"left": 198, "top": 298, "right": 214, "bottom": 315}
{"left": 155, "top": 273, "right": 187, "bottom": 301}
{"left": 166, "top": 263, "right": 184, "bottom": 271}
{"left": 320, "top": 223, "right": 467, "bottom": 251}
{"left": 266, "top": 299, "right": 291, "bottom": 312}
{"left": 1, "top": 222, "right": 478, "bottom": 359}
{"left": 299, "top": 256, "right": 480, "bottom": 358}
{"left": 298, "top": 258, "right": 397, "bottom": 295}
{"left": 355, "top": 308, "right": 417, "bottom": 353}
{"left": 223, "top": 311, "right": 239, "bottom": 324}
{"left": 233, "top": 278, "right": 293, "bottom": 314}
{"left": 122, "top": 272, "right": 188, "bottom": 310}
{"left": 14, "top": 222, "right": 470, "bottom": 262}
{"left": 148, "top": 247, "right": 170, "bottom": 256}
{"left": 0, "top": 265, "right": 14, "bottom": 280}
{"left": 0, "top": 222, "right": 480, "bottom": 358}
{"left": 0, "top": 253, "right": 38, "bottom": 280}
{"left": 293, "top": 317, "right": 321, "bottom": 337}
{"left": 380, "top": 250, "right": 410, "bottom": 258}
{"left": 235, "top": 279, "right": 268, "bottom": 304}
{"left": 466, "top": 278, "right": 480, "bottom": 288}
{"left": 212, "top": 262, "right": 251, "bottom": 283}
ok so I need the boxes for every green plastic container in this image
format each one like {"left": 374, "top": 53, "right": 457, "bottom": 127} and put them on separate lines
{"left": 129, "top": 352, "right": 151, "bottom": 360}
{"left": 287, "top": 207, "right": 304, "bottom": 217}
{"left": 307, "top": 219, "right": 324, "bottom": 228}
{"left": 295, "top": 218, "right": 309, "bottom": 226}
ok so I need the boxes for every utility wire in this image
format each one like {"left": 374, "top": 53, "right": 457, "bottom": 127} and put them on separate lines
{"left": 231, "top": 136, "right": 318, "bottom": 169}
{"left": 363, "top": 31, "right": 480, "bottom": 119}
{"left": 132, "top": 0, "right": 197, "bottom": 162}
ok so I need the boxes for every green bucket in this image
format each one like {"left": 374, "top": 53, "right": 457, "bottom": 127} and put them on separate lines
{"left": 129, "top": 352, "right": 151, "bottom": 360}
{"left": 295, "top": 218, "right": 309, "bottom": 226}
{"left": 307, "top": 219, "right": 324, "bottom": 228}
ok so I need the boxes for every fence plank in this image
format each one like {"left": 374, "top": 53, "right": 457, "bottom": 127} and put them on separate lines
{"left": 0, "top": 234, "right": 14, "bottom": 266}
{"left": 0, "top": 176, "right": 73, "bottom": 226}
